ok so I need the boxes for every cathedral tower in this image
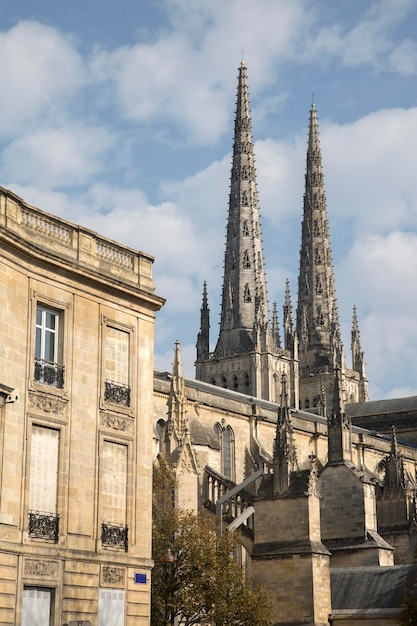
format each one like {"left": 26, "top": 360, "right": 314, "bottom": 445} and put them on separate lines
{"left": 195, "top": 62, "right": 293, "bottom": 402}
{"left": 296, "top": 103, "right": 367, "bottom": 411}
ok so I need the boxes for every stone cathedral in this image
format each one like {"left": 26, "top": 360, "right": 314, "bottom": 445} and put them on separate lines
{"left": 154, "top": 62, "right": 417, "bottom": 625}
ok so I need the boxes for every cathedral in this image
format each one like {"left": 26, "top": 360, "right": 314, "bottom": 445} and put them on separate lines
{"left": 1, "top": 59, "right": 417, "bottom": 625}
{"left": 154, "top": 62, "right": 417, "bottom": 625}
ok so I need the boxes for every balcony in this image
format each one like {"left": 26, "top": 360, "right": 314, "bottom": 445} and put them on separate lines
{"left": 101, "top": 522, "right": 128, "bottom": 551}
{"left": 28, "top": 510, "right": 59, "bottom": 542}
{"left": 104, "top": 380, "right": 131, "bottom": 407}
{"left": 34, "top": 358, "right": 64, "bottom": 388}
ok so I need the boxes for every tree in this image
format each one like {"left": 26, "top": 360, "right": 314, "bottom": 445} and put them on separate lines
{"left": 151, "top": 456, "right": 274, "bottom": 626}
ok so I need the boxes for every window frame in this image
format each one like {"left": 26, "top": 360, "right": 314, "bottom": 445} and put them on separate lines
{"left": 100, "top": 316, "right": 136, "bottom": 416}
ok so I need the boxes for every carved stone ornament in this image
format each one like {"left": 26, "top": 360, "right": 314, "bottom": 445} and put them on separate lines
{"left": 102, "top": 565, "right": 125, "bottom": 586}
{"left": 28, "top": 391, "right": 66, "bottom": 415}
{"left": 24, "top": 559, "right": 58, "bottom": 577}
{"left": 306, "top": 464, "right": 320, "bottom": 498}
{"left": 100, "top": 412, "right": 132, "bottom": 432}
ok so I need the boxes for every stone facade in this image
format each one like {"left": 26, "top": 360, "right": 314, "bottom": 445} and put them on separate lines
{"left": 0, "top": 187, "right": 164, "bottom": 626}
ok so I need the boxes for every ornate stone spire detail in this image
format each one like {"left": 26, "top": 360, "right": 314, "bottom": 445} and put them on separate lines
{"left": 271, "top": 302, "right": 281, "bottom": 348}
{"left": 167, "top": 340, "right": 188, "bottom": 450}
{"left": 327, "top": 368, "right": 352, "bottom": 465}
{"left": 351, "top": 305, "right": 366, "bottom": 377}
{"left": 296, "top": 103, "right": 341, "bottom": 375}
{"left": 196, "top": 281, "right": 210, "bottom": 361}
{"left": 379, "top": 426, "right": 407, "bottom": 494}
{"left": 283, "top": 279, "right": 294, "bottom": 351}
{"left": 214, "top": 61, "right": 273, "bottom": 358}
{"left": 273, "top": 373, "right": 298, "bottom": 495}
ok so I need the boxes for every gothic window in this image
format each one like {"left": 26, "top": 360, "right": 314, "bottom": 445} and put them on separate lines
{"left": 221, "top": 375, "right": 227, "bottom": 388}
{"left": 233, "top": 374, "right": 238, "bottom": 391}
{"left": 242, "top": 220, "right": 249, "bottom": 236}
{"left": 244, "top": 373, "right": 250, "bottom": 389}
{"left": 315, "top": 248, "right": 322, "bottom": 264}
{"left": 216, "top": 423, "right": 235, "bottom": 480}
{"left": 241, "top": 165, "right": 247, "bottom": 179}
{"left": 316, "top": 308, "right": 324, "bottom": 326}
{"left": 313, "top": 220, "right": 320, "bottom": 236}
{"left": 316, "top": 276, "right": 323, "bottom": 295}
{"left": 305, "top": 398, "right": 310, "bottom": 409}
{"left": 243, "top": 250, "right": 251, "bottom": 268}
{"left": 231, "top": 251, "right": 236, "bottom": 269}
{"left": 257, "top": 252, "right": 262, "bottom": 270}
{"left": 254, "top": 222, "right": 259, "bottom": 237}
{"left": 242, "top": 191, "right": 249, "bottom": 206}
{"left": 34, "top": 305, "right": 64, "bottom": 389}
{"left": 304, "top": 275, "right": 310, "bottom": 295}
{"left": 244, "top": 284, "right": 251, "bottom": 302}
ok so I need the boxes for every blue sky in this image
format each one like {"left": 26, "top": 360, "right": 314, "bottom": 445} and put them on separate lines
{"left": 2, "top": 0, "right": 417, "bottom": 399}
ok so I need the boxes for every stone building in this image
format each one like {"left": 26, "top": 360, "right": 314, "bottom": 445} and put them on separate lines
{"left": 154, "top": 62, "right": 417, "bottom": 625}
{"left": 0, "top": 187, "right": 164, "bottom": 626}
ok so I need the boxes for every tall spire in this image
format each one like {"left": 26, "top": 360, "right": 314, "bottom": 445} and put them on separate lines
{"left": 283, "top": 279, "right": 294, "bottom": 351}
{"left": 351, "top": 305, "right": 365, "bottom": 377}
{"left": 167, "top": 340, "right": 188, "bottom": 451}
{"left": 296, "top": 103, "right": 340, "bottom": 375}
{"left": 196, "top": 281, "right": 210, "bottom": 361}
{"left": 273, "top": 373, "right": 298, "bottom": 495}
{"left": 327, "top": 368, "right": 352, "bottom": 465}
{"left": 214, "top": 60, "right": 272, "bottom": 358}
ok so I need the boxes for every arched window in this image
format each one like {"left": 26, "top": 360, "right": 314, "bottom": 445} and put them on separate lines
{"left": 216, "top": 423, "right": 235, "bottom": 480}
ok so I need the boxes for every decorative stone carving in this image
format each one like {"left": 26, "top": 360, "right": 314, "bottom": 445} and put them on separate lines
{"left": 24, "top": 559, "right": 58, "bottom": 577}
{"left": 28, "top": 391, "right": 66, "bottom": 414}
{"left": 100, "top": 412, "right": 132, "bottom": 432}
{"left": 101, "top": 565, "right": 125, "bottom": 586}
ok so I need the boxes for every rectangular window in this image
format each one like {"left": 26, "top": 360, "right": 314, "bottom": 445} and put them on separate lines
{"left": 104, "top": 327, "right": 130, "bottom": 407}
{"left": 28, "top": 425, "right": 59, "bottom": 542}
{"left": 98, "top": 589, "right": 125, "bottom": 626}
{"left": 101, "top": 441, "right": 128, "bottom": 551}
{"left": 34, "top": 305, "right": 64, "bottom": 388}
{"left": 22, "top": 587, "right": 52, "bottom": 626}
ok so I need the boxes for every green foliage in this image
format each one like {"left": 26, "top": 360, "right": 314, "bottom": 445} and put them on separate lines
{"left": 152, "top": 456, "right": 274, "bottom": 626}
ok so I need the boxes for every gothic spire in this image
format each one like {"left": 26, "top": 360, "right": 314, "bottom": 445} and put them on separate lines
{"left": 283, "top": 279, "right": 294, "bottom": 351}
{"left": 351, "top": 305, "right": 366, "bottom": 377}
{"left": 271, "top": 302, "right": 281, "bottom": 347}
{"left": 327, "top": 368, "right": 352, "bottom": 465}
{"left": 196, "top": 281, "right": 210, "bottom": 361}
{"left": 167, "top": 340, "right": 188, "bottom": 450}
{"left": 214, "top": 61, "right": 272, "bottom": 358}
{"left": 296, "top": 103, "right": 341, "bottom": 375}
{"left": 273, "top": 373, "right": 298, "bottom": 495}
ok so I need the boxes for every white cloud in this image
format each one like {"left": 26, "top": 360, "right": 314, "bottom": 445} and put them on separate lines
{"left": 0, "top": 21, "right": 85, "bottom": 136}
{"left": 2, "top": 126, "right": 115, "bottom": 188}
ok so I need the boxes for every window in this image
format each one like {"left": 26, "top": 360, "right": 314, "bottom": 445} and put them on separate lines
{"left": 22, "top": 588, "right": 53, "bottom": 626}
{"left": 34, "top": 305, "right": 64, "bottom": 388}
{"left": 101, "top": 441, "right": 128, "bottom": 551}
{"left": 216, "top": 423, "right": 235, "bottom": 480}
{"left": 104, "top": 327, "right": 130, "bottom": 407}
{"left": 28, "top": 426, "right": 59, "bottom": 543}
{"left": 99, "top": 589, "right": 125, "bottom": 626}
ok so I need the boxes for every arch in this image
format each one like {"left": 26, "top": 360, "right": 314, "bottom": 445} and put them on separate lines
{"left": 215, "top": 423, "right": 235, "bottom": 480}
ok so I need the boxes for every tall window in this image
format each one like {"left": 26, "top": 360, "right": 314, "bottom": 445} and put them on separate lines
{"left": 104, "top": 327, "right": 130, "bottom": 407}
{"left": 101, "top": 441, "right": 128, "bottom": 551}
{"left": 28, "top": 426, "right": 59, "bottom": 542}
{"left": 216, "top": 423, "right": 235, "bottom": 481}
{"left": 34, "top": 305, "right": 64, "bottom": 388}
{"left": 99, "top": 589, "right": 125, "bottom": 626}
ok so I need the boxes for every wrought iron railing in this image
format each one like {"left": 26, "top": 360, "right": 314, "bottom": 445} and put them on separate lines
{"left": 101, "top": 522, "right": 128, "bottom": 551}
{"left": 104, "top": 380, "right": 131, "bottom": 407}
{"left": 28, "top": 510, "right": 59, "bottom": 542}
{"left": 34, "top": 358, "right": 64, "bottom": 388}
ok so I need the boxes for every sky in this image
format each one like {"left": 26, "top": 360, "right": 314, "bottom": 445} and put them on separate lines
{"left": 1, "top": 0, "right": 417, "bottom": 400}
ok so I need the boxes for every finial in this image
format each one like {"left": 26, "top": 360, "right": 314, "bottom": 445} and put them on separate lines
{"left": 241, "top": 47, "right": 245, "bottom": 65}
{"left": 311, "top": 92, "right": 315, "bottom": 109}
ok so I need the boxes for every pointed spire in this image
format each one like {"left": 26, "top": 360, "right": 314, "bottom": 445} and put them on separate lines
{"left": 167, "top": 340, "right": 188, "bottom": 450}
{"left": 196, "top": 281, "right": 210, "bottom": 361}
{"left": 213, "top": 61, "right": 272, "bottom": 358}
{"left": 296, "top": 103, "right": 341, "bottom": 375}
{"left": 273, "top": 373, "right": 298, "bottom": 495}
{"left": 283, "top": 279, "right": 294, "bottom": 351}
{"left": 271, "top": 302, "right": 281, "bottom": 347}
{"left": 382, "top": 426, "right": 406, "bottom": 494}
{"left": 351, "top": 305, "right": 366, "bottom": 377}
{"left": 327, "top": 368, "right": 352, "bottom": 465}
